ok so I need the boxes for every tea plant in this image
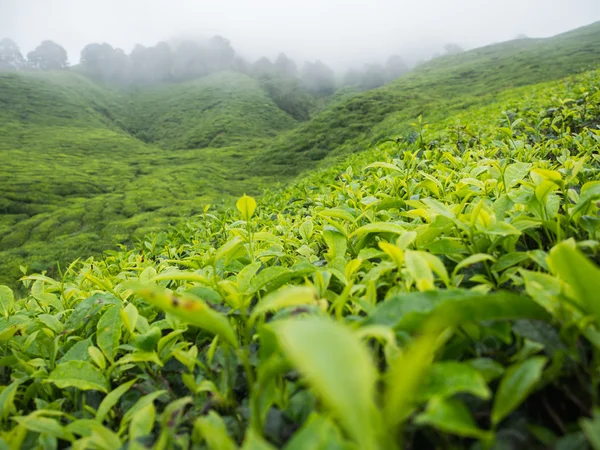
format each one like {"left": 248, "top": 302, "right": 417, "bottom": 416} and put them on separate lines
{"left": 1, "top": 70, "right": 600, "bottom": 449}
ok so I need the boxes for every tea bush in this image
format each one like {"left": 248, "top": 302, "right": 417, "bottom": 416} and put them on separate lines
{"left": 1, "top": 69, "right": 600, "bottom": 449}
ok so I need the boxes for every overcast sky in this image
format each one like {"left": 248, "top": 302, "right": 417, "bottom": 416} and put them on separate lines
{"left": 1, "top": 0, "right": 599, "bottom": 68}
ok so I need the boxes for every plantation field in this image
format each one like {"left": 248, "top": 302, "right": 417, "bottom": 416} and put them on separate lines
{"left": 1, "top": 66, "right": 600, "bottom": 448}
{"left": 1, "top": 22, "right": 600, "bottom": 288}
{"left": 0, "top": 71, "right": 295, "bottom": 286}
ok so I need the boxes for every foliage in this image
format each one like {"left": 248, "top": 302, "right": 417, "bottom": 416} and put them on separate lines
{"left": 1, "top": 62, "right": 600, "bottom": 448}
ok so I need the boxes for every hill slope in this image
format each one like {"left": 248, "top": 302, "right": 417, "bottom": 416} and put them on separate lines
{"left": 124, "top": 71, "right": 298, "bottom": 149}
{"left": 0, "top": 71, "right": 294, "bottom": 285}
{"left": 254, "top": 21, "right": 600, "bottom": 175}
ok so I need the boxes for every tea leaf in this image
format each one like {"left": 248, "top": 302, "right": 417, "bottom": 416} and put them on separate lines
{"left": 131, "top": 285, "right": 238, "bottom": 347}
{"left": 46, "top": 360, "right": 109, "bottom": 393}
{"left": 96, "top": 378, "right": 137, "bottom": 423}
{"left": 237, "top": 194, "right": 257, "bottom": 221}
{"left": 272, "top": 317, "right": 379, "bottom": 450}
{"left": 194, "top": 411, "right": 238, "bottom": 450}
{"left": 548, "top": 242, "right": 600, "bottom": 326}
{"left": 250, "top": 286, "right": 317, "bottom": 323}
{"left": 97, "top": 305, "right": 122, "bottom": 363}
{"left": 491, "top": 356, "right": 547, "bottom": 426}
{"left": 415, "top": 397, "right": 492, "bottom": 440}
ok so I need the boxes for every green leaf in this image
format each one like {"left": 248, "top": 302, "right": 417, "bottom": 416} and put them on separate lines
{"left": 491, "top": 356, "right": 547, "bottom": 426}
{"left": 271, "top": 317, "right": 379, "bottom": 450}
{"left": 364, "top": 289, "right": 550, "bottom": 332}
{"left": 194, "top": 411, "right": 238, "bottom": 450}
{"left": 580, "top": 410, "right": 600, "bottom": 450}
{"left": 241, "top": 429, "right": 277, "bottom": 450}
{"left": 405, "top": 250, "right": 435, "bottom": 291}
{"left": 484, "top": 221, "right": 521, "bottom": 236}
{"left": 379, "top": 242, "right": 404, "bottom": 269}
{"left": 64, "top": 294, "right": 121, "bottom": 334}
{"left": 299, "top": 219, "right": 314, "bottom": 241}
{"left": 134, "top": 326, "right": 162, "bottom": 352}
{"left": 122, "top": 390, "right": 168, "bottom": 425}
{"left": 548, "top": 241, "right": 600, "bottom": 326}
{"left": 14, "top": 414, "right": 74, "bottom": 441}
{"left": 0, "top": 286, "right": 14, "bottom": 317}
{"left": 0, "top": 379, "right": 21, "bottom": 420}
{"left": 89, "top": 423, "right": 122, "bottom": 449}
{"left": 283, "top": 414, "right": 346, "bottom": 450}
{"left": 121, "top": 303, "right": 139, "bottom": 334}
{"left": 246, "top": 266, "right": 292, "bottom": 295}
{"left": 415, "top": 397, "right": 492, "bottom": 440}
{"left": 131, "top": 285, "right": 238, "bottom": 348}
{"left": 96, "top": 378, "right": 137, "bottom": 423}
{"left": 364, "top": 161, "right": 402, "bottom": 172}
{"left": 349, "top": 222, "right": 406, "bottom": 238}
{"left": 46, "top": 360, "right": 109, "bottom": 393}
{"left": 465, "top": 358, "right": 505, "bottom": 383}
{"left": 250, "top": 286, "right": 317, "bottom": 323}
{"left": 117, "top": 351, "right": 163, "bottom": 366}
{"left": 59, "top": 338, "right": 93, "bottom": 363}
{"left": 503, "top": 162, "right": 532, "bottom": 189}
{"left": 491, "top": 252, "right": 529, "bottom": 272}
{"left": 130, "top": 402, "right": 155, "bottom": 440}
{"left": 237, "top": 194, "right": 257, "bottom": 221}
{"left": 322, "top": 228, "right": 347, "bottom": 259}
{"left": 453, "top": 253, "right": 496, "bottom": 276}
{"left": 237, "top": 262, "right": 262, "bottom": 293}
{"left": 97, "top": 305, "right": 122, "bottom": 363}
{"left": 384, "top": 329, "right": 441, "bottom": 429}
{"left": 88, "top": 346, "right": 106, "bottom": 370}
{"left": 38, "top": 314, "right": 63, "bottom": 334}
{"left": 215, "top": 236, "right": 245, "bottom": 265}
{"left": 420, "top": 362, "right": 491, "bottom": 401}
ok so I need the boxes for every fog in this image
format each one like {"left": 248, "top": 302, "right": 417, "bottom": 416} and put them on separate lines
{"left": 1, "top": 0, "right": 599, "bottom": 69}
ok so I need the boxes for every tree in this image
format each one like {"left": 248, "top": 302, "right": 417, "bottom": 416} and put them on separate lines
{"left": 385, "top": 55, "right": 409, "bottom": 81}
{"left": 360, "top": 64, "right": 386, "bottom": 90}
{"left": 444, "top": 43, "right": 464, "bottom": 55}
{"left": 0, "top": 38, "right": 25, "bottom": 71}
{"left": 173, "top": 41, "right": 208, "bottom": 81}
{"left": 301, "top": 60, "right": 336, "bottom": 96}
{"left": 148, "top": 42, "right": 173, "bottom": 82}
{"left": 253, "top": 57, "right": 275, "bottom": 76}
{"left": 232, "top": 56, "right": 251, "bottom": 74}
{"left": 131, "top": 44, "right": 173, "bottom": 83}
{"left": 274, "top": 53, "right": 298, "bottom": 78}
{"left": 27, "top": 40, "right": 68, "bottom": 70}
{"left": 343, "top": 68, "right": 363, "bottom": 87}
{"left": 207, "top": 36, "right": 235, "bottom": 72}
{"left": 80, "top": 43, "right": 130, "bottom": 83}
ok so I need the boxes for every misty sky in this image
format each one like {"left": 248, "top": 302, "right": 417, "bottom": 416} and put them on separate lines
{"left": 1, "top": 0, "right": 599, "bottom": 68}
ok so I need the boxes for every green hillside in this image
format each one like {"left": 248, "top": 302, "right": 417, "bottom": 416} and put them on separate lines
{"left": 1, "top": 66, "right": 599, "bottom": 448}
{"left": 124, "top": 72, "right": 298, "bottom": 149}
{"left": 255, "top": 21, "right": 600, "bottom": 175}
{"left": 0, "top": 71, "right": 294, "bottom": 286}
